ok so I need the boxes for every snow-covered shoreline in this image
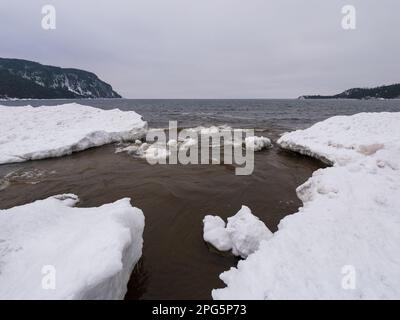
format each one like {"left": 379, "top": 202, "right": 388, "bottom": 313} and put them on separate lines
{"left": 0, "top": 103, "right": 147, "bottom": 164}
{"left": 212, "top": 112, "right": 400, "bottom": 299}
{"left": 0, "top": 195, "right": 145, "bottom": 300}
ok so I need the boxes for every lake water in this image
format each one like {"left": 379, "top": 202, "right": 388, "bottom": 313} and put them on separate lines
{"left": 1, "top": 99, "right": 400, "bottom": 299}
{"left": 4, "top": 98, "right": 400, "bottom": 130}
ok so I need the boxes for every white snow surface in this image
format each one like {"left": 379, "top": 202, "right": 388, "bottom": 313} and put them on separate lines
{"left": 213, "top": 112, "right": 400, "bottom": 300}
{"left": 0, "top": 103, "right": 147, "bottom": 164}
{"left": 277, "top": 112, "right": 400, "bottom": 166}
{"left": 0, "top": 194, "right": 145, "bottom": 300}
{"left": 204, "top": 206, "right": 273, "bottom": 258}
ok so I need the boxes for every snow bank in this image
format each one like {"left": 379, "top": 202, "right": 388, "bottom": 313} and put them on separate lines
{"left": 203, "top": 206, "right": 273, "bottom": 258}
{"left": 0, "top": 194, "right": 145, "bottom": 300}
{"left": 213, "top": 112, "right": 400, "bottom": 299}
{"left": 245, "top": 136, "right": 272, "bottom": 151}
{"left": 0, "top": 103, "right": 147, "bottom": 164}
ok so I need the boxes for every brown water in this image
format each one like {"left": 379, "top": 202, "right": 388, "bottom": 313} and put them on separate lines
{"left": 0, "top": 140, "right": 323, "bottom": 300}
{"left": 3, "top": 98, "right": 400, "bottom": 299}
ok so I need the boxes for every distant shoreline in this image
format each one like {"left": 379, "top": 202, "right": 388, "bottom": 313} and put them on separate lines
{"left": 300, "top": 83, "right": 400, "bottom": 100}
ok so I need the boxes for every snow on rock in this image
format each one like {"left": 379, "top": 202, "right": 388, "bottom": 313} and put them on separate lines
{"left": 0, "top": 194, "right": 145, "bottom": 300}
{"left": 213, "top": 112, "right": 400, "bottom": 300}
{"left": 245, "top": 136, "right": 272, "bottom": 151}
{"left": 203, "top": 206, "right": 273, "bottom": 258}
{"left": 0, "top": 103, "right": 147, "bottom": 164}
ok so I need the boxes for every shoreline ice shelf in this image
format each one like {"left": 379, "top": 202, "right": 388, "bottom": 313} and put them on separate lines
{"left": 212, "top": 112, "right": 400, "bottom": 300}
{"left": 0, "top": 103, "right": 147, "bottom": 164}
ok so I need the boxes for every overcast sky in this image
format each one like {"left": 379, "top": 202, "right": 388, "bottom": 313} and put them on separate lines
{"left": 1, "top": 0, "right": 399, "bottom": 98}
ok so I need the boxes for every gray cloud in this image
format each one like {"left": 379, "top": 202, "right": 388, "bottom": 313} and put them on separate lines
{"left": 1, "top": 0, "right": 399, "bottom": 98}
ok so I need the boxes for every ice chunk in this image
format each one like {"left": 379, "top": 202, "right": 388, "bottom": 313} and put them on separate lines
{"left": 245, "top": 136, "right": 272, "bottom": 151}
{"left": 180, "top": 138, "right": 198, "bottom": 150}
{"left": 0, "top": 194, "right": 145, "bottom": 300}
{"left": 226, "top": 206, "right": 273, "bottom": 258}
{"left": 142, "top": 143, "right": 171, "bottom": 162}
{"left": 203, "top": 216, "right": 232, "bottom": 252}
{"left": 203, "top": 206, "right": 272, "bottom": 258}
{"left": 0, "top": 103, "right": 147, "bottom": 164}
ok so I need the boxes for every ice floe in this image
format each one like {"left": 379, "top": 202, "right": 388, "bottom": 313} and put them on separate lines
{"left": 212, "top": 112, "right": 400, "bottom": 299}
{"left": 0, "top": 103, "right": 147, "bottom": 164}
{"left": 0, "top": 194, "right": 144, "bottom": 300}
{"left": 116, "top": 141, "right": 171, "bottom": 163}
{"left": 203, "top": 206, "right": 272, "bottom": 258}
{"left": 116, "top": 126, "right": 272, "bottom": 163}
{"left": 245, "top": 136, "right": 272, "bottom": 151}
